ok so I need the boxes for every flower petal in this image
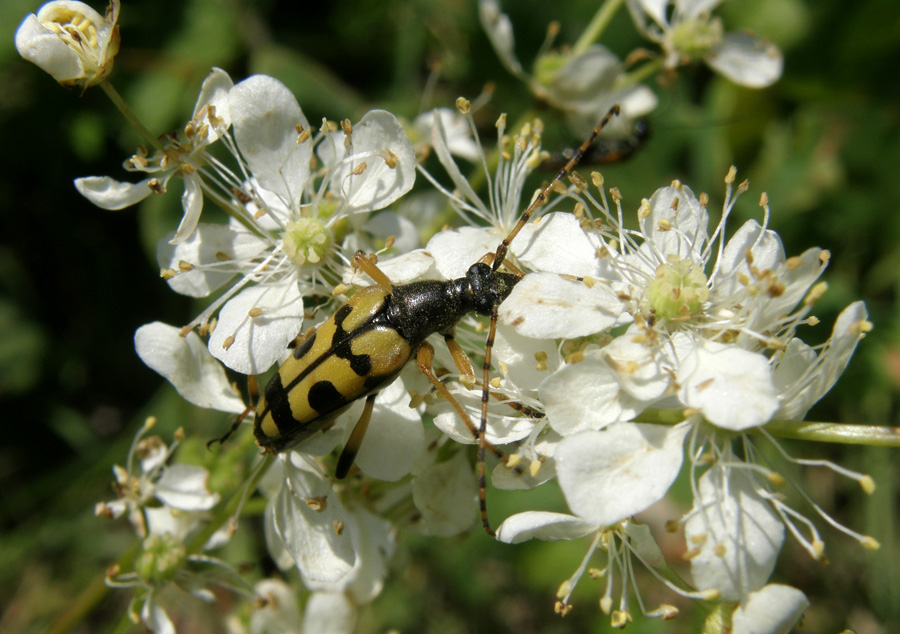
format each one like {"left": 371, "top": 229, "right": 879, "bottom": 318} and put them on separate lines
{"left": 678, "top": 341, "right": 778, "bottom": 431}
{"left": 707, "top": 33, "right": 783, "bottom": 88}
{"left": 208, "top": 280, "right": 304, "bottom": 374}
{"left": 230, "top": 75, "right": 312, "bottom": 206}
{"left": 685, "top": 465, "right": 784, "bottom": 601}
{"left": 496, "top": 511, "right": 598, "bottom": 544}
{"left": 412, "top": 451, "right": 478, "bottom": 537}
{"left": 74, "top": 176, "right": 154, "bottom": 210}
{"left": 732, "top": 584, "right": 809, "bottom": 634}
{"left": 134, "top": 322, "right": 246, "bottom": 413}
{"left": 271, "top": 461, "right": 355, "bottom": 585}
{"left": 155, "top": 464, "right": 220, "bottom": 511}
{"left": 320, "top": 110, "right": 416, "bottom": 213}
{"left": 500, "top": 272, "right": 624, "bottom": 339}
{"left": 556, "top": 423, "right": 688, "bottom": 526}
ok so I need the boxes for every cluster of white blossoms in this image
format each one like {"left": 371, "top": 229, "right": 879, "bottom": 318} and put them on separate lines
{"left": 17, "top": 1, "right": 879, "bottom": 633}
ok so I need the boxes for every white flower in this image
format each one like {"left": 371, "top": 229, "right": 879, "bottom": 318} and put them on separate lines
{"left": 479, "top": 0, "right": 657, "bottom": 135}
{"left": 97, "top": 419, "right": 220, "bottom": 539}
{"left": 627, "top": 0, "right": 783, "bottom": 87}
{"left": 522, "top": 170, "right": 837, "bottom": 434}
{"left": 262, "top": 453, "right": 396, "bottom": 608}
{"left": 125, "top": 71, "right": 415, "bottom": 375}
{"left": 16, "top": 0, "right": 121, "bottom": 88}
{"left": 76, "top": 67, "right": 234, "bottom": 241}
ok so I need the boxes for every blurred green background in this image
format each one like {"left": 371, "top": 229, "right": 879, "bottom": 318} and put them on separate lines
{"left": 1, "top": 0, "right": 899, "bottom": 632}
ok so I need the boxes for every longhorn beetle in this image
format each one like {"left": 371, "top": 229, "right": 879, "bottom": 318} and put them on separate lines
{"left": 217, "top": 105, "right": 621, "bottom": 536}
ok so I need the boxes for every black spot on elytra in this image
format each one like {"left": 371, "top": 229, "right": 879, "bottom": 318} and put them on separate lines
{"left": 308, "top": 380, "right": 345, "bottom": 414}
{"left": 293, "top": 331, "right": 317, "bottom": 359}
{"left": 262, "top": 373, "right": 296, "bottom": 435}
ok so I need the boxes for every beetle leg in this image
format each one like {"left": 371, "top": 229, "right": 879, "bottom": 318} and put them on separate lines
{"left": 443, "top": 332, "right": 475, "bottom": 387}
{"left": 335, "top": 392, "right": 377, "bottom": 479}
{"left": 208, "top": 375, "right": 258, "bottom": 449}
{"left": 418, "top": 341, "right": 511, "bottom": 536}
{"left": 352, "top": 251, "right": 393, "bottom": 292}
{"left": 477, "top": 304, "right": 502, "bottom": 536}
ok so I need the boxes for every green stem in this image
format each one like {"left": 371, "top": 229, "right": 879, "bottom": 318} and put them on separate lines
{"left": 572, "top": 0, "right": 626, "bottom": 56}
{"left": 99, "top": 80, "right": 161, "bottom": 150}
{"left": 633, "top": 408, "right": 900, "bottom": 447}
{"left": 613, "top": 57, "right": 664, "bottom": 91}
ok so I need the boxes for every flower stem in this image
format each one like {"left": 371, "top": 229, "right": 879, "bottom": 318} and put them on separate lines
{"left": 633, "top": 408, "right": 900, "bottom": 447}
{"left": 99, "top": 80, "right": 162, "bottom": 150}
{"left": 572, "top": 0, "right": 626, "bottom": 56}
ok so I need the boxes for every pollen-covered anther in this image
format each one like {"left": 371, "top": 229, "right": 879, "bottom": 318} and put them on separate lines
{"left": 490, "top": 377, "right": 501, "bottom": 389}
{"left": 455, "top": 97, "right": 471, "bottom": 114}
{"left": 178, "top": 260, "right": 194, "bottom": 272}
{"left": 554, "top": 600, "right": 573, "bottom": 616}
{"left": 713, "top": 543, "right": 727, "bottom": 557}
{"left": 812, "top": 539, "right": 825, "bottom": 559}
{"left": 861, "top": 536, "right": 881, "bottom": 550}
{"left": 665, "top": 519, "right": 680, "bottom": 533}
{"left": 610, "top": 609, "right": 632, "bottom": 628}
{"left": 333, "top": 520, "right": 344, "bottom": 536}
{"left": 649, "top": 604, "right": 679, "bottom": 620}
{"left": 819, "top": 250, "right": 831, "bottom": 264}
{"left": 148, "top": 178, "right": 164, "bottom": 194}
{"left": 214, "top": 251, "right": 231, "bottom": 262}
{"left": 129, "top": 155, "right": 149, "bottom": 169}
{"left": 248, "top": 307, "right": 263, "bottom": 318}
{"left": 351, "top": 162, "right": 368, "bottom": 176}
{"left": 506, "top": 453, "right": 521, "bottom": 469}
{"left": 494, "top": 112, "right": 507, "bottom": 130}
{"left": 160, "top": 268, "right": 176, "bottom": 279}
{"left": 759, "top": 191, "right": 769, "bottom": 206}
{"left": 591, "top": 171, "right": 604, "bottom": 188}
{"left": 656, "top": 218, "right": 673, "bottom": 231}
{"left": 698, "top": 192, "right": 709, "bottom": 206}
{"left": 534, "top": 351, "right": 548, "bottom": 371}
{"left": 610, "top": 187, "right": 622, "bottom": 203}
{"left": 700, "top": 589, "right": 722, "bottom": 601}
{"left": 599, "top": 596, "right": 613, "bottom": 614}
{"left": 766, "top": 471, "right": 786, "bottom": 487}
{"left": 551, "top": 179, "right": 567, "bottom": 195}
{"left": 725, "top": 165, "right": 737, "bottom": 184}
{"left": 222, "top": 335, "right": 235, "bottom": 350}
{"left": 738, "top": 179, "right": 750, "bottom": 193}
{"left": 529, "top": 459, "right": 542, "bottom": 477}
{"left": 568, "top": 171, "right": 587, "bottom": 191}
{"left": 179, "top": 325, "right": 192, "bottom": 338}
{"left": 638, "top": 198, "right": 651, "bottom": 218}
{"left": 766, "top": 280, "right": 786, "bottom": 298}
{"left": 853, "top": 319, "right": 874, "bottom": 335}
{"left": 381, "top": 149, "right": 399, "bottom": 169}
{"left": 460, "top": 374, "right": 476, "bottom": 390}
{"left": 305, "top": 496, "right": 328, "bottom": 512}
{"left": 803, "top": 281, "right": 828, "bottom": 306}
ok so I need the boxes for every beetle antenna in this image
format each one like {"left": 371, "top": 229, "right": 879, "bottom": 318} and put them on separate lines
{"left": 491, "top": 105, "right": 620, "bottom": 272}
{"left": 478, "top": 106, "right": 621, "bottom": 536}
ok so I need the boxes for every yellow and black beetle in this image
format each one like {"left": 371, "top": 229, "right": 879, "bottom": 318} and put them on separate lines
{"left": 219, "top": 105, "right": 621, "bottom": 535}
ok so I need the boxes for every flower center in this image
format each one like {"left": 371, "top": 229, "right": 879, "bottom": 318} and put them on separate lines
{"left": 669, "top": 16, "right": 724, "bottom": 60}
{"left": 645, "top": 256, "right": 709, "bottom": 320}
{"left": 44, "top": 7, "right": 102, "bottom": 59}
{"left": 282, "top": 218, "right": 331, "bottom": 267}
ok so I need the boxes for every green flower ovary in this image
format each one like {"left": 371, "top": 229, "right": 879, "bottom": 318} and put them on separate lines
{"left": 669, "top": 16, "right": 723, "bottom": 60}
{"left": 646, "top": 256, "right": 709, "bottom": 319}
{"left": 136, "top": 533, "right": 186, "bottom": 587}
{"left": 282, "top": 217, "right": 332, "bottom": 267}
